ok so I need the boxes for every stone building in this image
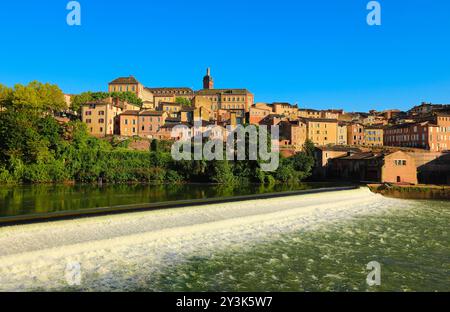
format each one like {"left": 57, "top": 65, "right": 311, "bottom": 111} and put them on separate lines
{"left": 146, "top": 87, "right": 194, "bottom": 109}
{"left": 337, "top": 123, "right": 348, "bottom": 145}
{"left": 347, "top": 123, "right": 365, "bottom": 146}
{"left": 364, "top": 126, "right": 384, "bottom": 147}
{"left": 301, "top": 118, "right": 338, "bottom": 146}
{"left": 249, "top": 103, "right": 273, "bottom": 125}
{"left": 81, "top": 97, "right": 139, "bottom": 137}
{"left": 384, "top": 113, "right": 450, "bottom": 152}
{"left": 108, "top": 76, "right": 154, "bottom": 103}
{"left": 119, "top": 110, "right": 167, "bottom": 138}
{"left": 279, "top": 120, "right": 308, "bottom": 148}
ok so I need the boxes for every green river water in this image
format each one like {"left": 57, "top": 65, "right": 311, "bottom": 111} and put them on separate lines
{"left": 143, "top": 198, "right": 449, "bottom": 292}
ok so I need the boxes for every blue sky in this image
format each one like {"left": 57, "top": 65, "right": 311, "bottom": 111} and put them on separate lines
{"left": 0, "top": 0, "right": 449, "bottom": 112}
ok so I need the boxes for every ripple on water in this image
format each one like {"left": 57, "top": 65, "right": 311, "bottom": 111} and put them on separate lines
{"left": 143, "top": 199, "right": 450, "bottom": 292}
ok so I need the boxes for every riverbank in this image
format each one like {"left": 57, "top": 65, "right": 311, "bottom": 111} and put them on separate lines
{"left": 0, "top": 187, "right": 404, "bottom": 291}
{"left": 369, "top": 184, "right": 450, "bottom": 200}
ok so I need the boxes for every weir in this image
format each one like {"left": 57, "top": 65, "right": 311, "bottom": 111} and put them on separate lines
{"left": 0, "top": 187, "right": 407, "bottom": 291}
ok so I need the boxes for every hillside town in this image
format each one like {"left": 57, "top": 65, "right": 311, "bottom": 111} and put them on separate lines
{"left": 69, "top": 68, "right": 450, "bottom": 185}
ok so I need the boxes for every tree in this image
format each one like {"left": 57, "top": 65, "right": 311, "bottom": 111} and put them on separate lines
{"left": 303, "top": 139, "right": 315, "bottom": 158}
{"left": 175, "top": 97, "right": 192, "bottom": 107}
{"left": 0, "top": 82, "right": 66, "bottom": 113}
{"left": 0, "top": 84, "right": 12, "bottom": 110}
{"left": 71, "top": 91, "right": 143, "bottom": 112}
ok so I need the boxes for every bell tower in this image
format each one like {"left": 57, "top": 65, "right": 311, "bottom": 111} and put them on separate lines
{"left": 203, "top": 67, "right": 214, "bottom": 89}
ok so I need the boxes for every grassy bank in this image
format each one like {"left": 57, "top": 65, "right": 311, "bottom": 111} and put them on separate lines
{"left": 369, "top": 184, "right": 450, "bottom": 200}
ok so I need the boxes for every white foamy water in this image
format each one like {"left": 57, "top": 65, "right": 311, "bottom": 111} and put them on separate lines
{"left": 0, "top": 187, "right": 405, "bottom": 291}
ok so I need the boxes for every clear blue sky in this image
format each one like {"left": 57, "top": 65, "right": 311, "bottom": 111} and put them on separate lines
{"left": 1, "top": 0, "right": 449, "bottom": 112}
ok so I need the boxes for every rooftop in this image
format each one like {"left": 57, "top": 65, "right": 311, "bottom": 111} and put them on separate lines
{"left": 195, "top": 88, "right": 252, "bottom": 96}
{"left": 109, "top": 76, "right": 140, "bottom": 85}
{"left": 146, "top": 87, "right": 194, "bottom": 95}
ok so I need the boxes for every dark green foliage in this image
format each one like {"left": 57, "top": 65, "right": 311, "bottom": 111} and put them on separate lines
{"left": 175, "top": 97, "right": 192, "bottom": 106}
{"left": 0, "top": 81, "right": 315, "bottom": 184}
{"left": 71, "top": 91, "right": 143, "bottom": 112}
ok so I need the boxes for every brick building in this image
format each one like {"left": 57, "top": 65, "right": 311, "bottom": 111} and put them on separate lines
{"left": 329, "top": 151, "right": 418, "bottom": 184}
{"left": 279, "top": 120, "right": 307, "bottom": 148}
{"left": 364, "top": 126, "right": 384, "bottom": 147}
{"left": 81, "top": 98, "right": 139, "bottom": 137}
{"left": 302, "top": 118, "right": 338, "bottom": 146}
{"left": 347, "top": 123, "right": 365, "bottom": 146}
{"left": 119, "top": 110, "right": 167, "bottom": 138}
{"left": 384, "top": 113, "right": 450, "bottom": 152}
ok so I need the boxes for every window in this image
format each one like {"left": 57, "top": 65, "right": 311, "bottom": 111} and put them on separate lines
{"left": 99, "top": 111, "right": 105, "bottom": 116}
{"left": 99, "top": 118, "right": 105, "bottom": 124}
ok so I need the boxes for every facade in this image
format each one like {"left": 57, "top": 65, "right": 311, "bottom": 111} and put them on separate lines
{"left": 313, "top": 146, "right": 361, "bottom": 178}
{"left": 146, "top": 87, "right": 194, "bottom": 109}
{"left": 108, "top": 76, "right": 154, "bottom": 103}
{"left": 249, "top": 103, "right": 272, "bottom": 125}
{"left": 81, "top": 98, "right": 139, "bottom": 137}
{"left": 347, "top": 123, "right": 365, "bottom": 146}
{"left": 384, "top": 114, "right": 450, "bottom": 152}
{"left": 302, "top": 118, "right": 338, "bottom": 146}
{"left": 272, "top": 103, "right": 298, "bottom": 117}
{"left": 195, "top": 88, "right": 253, "bottom": 124}
{"left": 119, "top": 110, "right": 167, "bottom": 138}
{"left": 298, "top": 109, "right": 321, "bottom": 119}
{"left": 330, "top": 151, "right": 418, "bottom": 184}
{"left": 337, "top": 123, "right": 348, "bottom": 145}
{"left": 195, "top": 68, "right": 254, "bottom": 122}
{"left": 279, "top": 120, "right": 308, "bottom": 148}
{"left": 364, "top": 126, "right": 384, "bottom": 147}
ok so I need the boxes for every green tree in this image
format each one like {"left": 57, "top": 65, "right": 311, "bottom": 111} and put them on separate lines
{"left": 175, "top": 97, "right": 192, "bottom": 107}
{"left": 9, "top": 81, "right": 66, "bottom": 113}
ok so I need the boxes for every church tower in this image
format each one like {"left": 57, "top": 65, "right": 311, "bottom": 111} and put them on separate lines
{"left": 203, "top": 67, "right": 214, "bottom": 89}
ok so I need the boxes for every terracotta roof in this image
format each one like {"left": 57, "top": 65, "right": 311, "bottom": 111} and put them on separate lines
{"left": 146, "top": 87, "right": 194, "bottom": 95}
{"left": 140, "top": 110, "right": 164, "bottom": 116}
{"left": 120, "top": 110, "right": 140, "bottom": 116}
{"left": 195, "top": 89, "right": 252, "bottom": 96}
{"left": 335, "top": 152, "right": 385, "bottom": 160}
{"left": 109, "top": 76, "right": 140, "bottom": 85}
{"left": 316, "top": 146, "right": 361, "bottom": 152}
{"left": 300, "top": 117, "right": 338, "bottom": 123}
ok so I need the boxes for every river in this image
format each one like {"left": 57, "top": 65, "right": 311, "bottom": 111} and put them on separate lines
{"left": 0, "top": 187, "right": 448, "bottom": 291}
{"left": 0, "top": 182, "right": 346, "bottom": 219}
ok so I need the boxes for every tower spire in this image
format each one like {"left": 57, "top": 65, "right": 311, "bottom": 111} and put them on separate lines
{"left": 203, "top": 67, "right": 214, "bottom": 89}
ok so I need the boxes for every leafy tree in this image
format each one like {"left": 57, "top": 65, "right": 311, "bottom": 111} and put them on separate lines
{"left": 7, "top": 81, "right": 66, "bottom": 113}
{"left": 175, "top": 97, "right": 192, "bottom": 106}
{"left": 303, "top": 139, "right": 315, "bottom": 158}
{"left": 71, "top": 91, "right": 143, "bottom": 112}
